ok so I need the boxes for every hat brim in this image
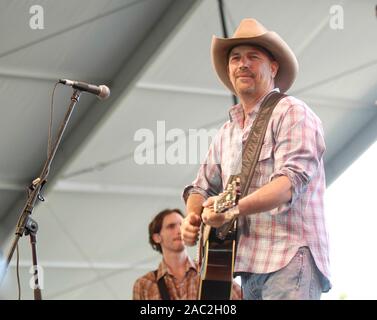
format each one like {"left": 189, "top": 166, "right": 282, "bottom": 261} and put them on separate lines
{"left": 211, "top": 31, "right": 298, "bottom": 94}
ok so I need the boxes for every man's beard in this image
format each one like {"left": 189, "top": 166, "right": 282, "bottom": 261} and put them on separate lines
{"left": 234, "top": 73, "right": 257, "bottom": 96}
{"left": 237, "top": 85, "right": 257, "bottom": 96}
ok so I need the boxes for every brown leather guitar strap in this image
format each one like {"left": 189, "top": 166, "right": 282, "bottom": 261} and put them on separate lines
{"left": 240, "top": 91, "right": 287, "bottom": 197}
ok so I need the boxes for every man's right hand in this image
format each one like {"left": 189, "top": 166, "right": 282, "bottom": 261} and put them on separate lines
{"left": 181, "top": 212, "right": 201, "bottom": 246}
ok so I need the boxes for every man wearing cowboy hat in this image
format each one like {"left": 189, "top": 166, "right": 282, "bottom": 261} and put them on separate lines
{"left": 181, "top": 18, "right": 331, "bottom": 300}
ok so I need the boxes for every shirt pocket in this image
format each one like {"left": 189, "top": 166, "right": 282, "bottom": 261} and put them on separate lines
{"left": 258, "top": 142, "right": 273, "bottom": 162}
{"left": 249, "top": 143, "right": 274, "bottom": 188}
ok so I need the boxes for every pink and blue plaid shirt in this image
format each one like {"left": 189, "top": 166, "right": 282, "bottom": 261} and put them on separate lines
{"left": 183, "top": 90, "right": 331, "bottom": 291}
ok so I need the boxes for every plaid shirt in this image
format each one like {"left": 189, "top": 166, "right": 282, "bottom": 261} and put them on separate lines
{"left": 183, "top": 90, "right": 331, "bottom": 291}
{"left": 133, "top": 256, "right": 242, "bottom": 300}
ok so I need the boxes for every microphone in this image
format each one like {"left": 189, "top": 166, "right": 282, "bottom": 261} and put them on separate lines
{"left": 59, "top": 79, "right": 110, "bottom": 100}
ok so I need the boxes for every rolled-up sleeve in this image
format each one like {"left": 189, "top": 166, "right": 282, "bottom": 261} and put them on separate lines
{"left": 182, "top": 184, "right": 209, "bottom": 202}
{"left": 269, "top": 101, "right": 326, "bottom": 213}
{"left": 182, "top": 128, "right": 224, "bottom": 203}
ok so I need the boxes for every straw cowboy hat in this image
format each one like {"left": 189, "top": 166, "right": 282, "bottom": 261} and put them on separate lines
{"left": 211, "top": 18, "right": 298, "bottom": 94}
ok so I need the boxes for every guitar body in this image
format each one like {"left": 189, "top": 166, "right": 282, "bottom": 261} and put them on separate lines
{"left": 197, "top": 177, "right": 240, "bottom": 300}
{"left": 198, "top": 224, "right": 236, "bottom": 300}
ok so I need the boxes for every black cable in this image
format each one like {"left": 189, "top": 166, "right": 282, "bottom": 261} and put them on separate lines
{"left": 14, "top": 82, "right": 59, "bottom": 300}
{"left": 16, "top": 244, "right": 21, "bottom": 300}
{"left": 217, "top": 0, "right": 238, "bottom": 106}
{"left": 218, "top": 0, "right": 229, "bottom": 37}
{"left": 48, "top": 82, "right": 59, "bottom": 160}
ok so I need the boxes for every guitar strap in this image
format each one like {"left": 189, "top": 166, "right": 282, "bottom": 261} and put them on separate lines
{"left": 217, "top": 91, "right": 287, "bottom": 238}
{"left": 154, "top": 270, "right": 171, "bottom": 300}
{"left": 239, "top": 91, "right": 287, "bottom": 197}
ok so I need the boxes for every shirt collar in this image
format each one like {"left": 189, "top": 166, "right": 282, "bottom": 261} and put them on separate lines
{"left": 156, "top": 256, "right": 197, "bottom": 280}
{"left": 228, "top": 88, "right": 280, "bottom": 124}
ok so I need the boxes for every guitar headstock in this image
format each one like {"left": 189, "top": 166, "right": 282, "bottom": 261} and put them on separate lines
{"left": 214, "top": 177, "right": 241, "bottom": 214}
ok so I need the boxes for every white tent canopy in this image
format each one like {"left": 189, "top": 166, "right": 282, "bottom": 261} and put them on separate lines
{"left": 0, "top": 0, "right": 376, "bottom": 299}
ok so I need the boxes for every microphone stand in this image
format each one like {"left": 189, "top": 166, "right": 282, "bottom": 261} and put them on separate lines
{"left": 0, "top": 89, "right": 82, "bottom": 300}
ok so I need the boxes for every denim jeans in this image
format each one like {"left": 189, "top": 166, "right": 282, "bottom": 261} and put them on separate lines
{"left": 240, "top": 247, "right": 322, "bottom": 300}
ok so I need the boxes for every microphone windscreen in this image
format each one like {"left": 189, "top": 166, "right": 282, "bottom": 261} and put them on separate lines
{"left": 98, "top": 85, "right": 110, "bottom": 100}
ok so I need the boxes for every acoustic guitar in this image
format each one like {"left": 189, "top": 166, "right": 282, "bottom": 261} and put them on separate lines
{"left": 198, "top": 176, "right": 241, "bottom": 300}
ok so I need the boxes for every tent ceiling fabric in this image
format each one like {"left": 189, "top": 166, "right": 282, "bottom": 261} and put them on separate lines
{"left": 0, "top": 0, "right": 198, "bottom": 238}
{"left": 1, "top": 0, "right": 376, "bottom": 299}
